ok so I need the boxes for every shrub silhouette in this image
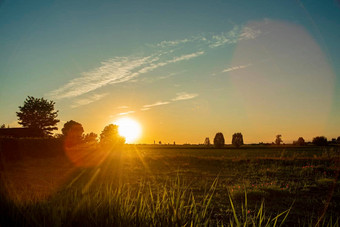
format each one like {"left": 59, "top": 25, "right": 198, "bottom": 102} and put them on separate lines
{"left": 232, "top": 132, "right": 244, "bottom": 148}
{"left": 214, "top": 132, "right": 225, "bottom": 148}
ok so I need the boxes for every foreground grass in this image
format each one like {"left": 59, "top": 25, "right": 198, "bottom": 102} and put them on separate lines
{"left": 0, "top": 176, "right": 299, "bottom": 227}
{"left": 0, "top": 144, "right": 339, "bottom": 226}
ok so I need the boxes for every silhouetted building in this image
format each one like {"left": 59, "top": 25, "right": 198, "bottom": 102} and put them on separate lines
{"left": 0, "top": 128, "right": 44, "bottom": 138}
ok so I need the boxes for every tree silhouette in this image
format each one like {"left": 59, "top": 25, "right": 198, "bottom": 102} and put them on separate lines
{"left": 275, "top": 135, "right": 283, "bottom": 145}
{"left": 312, "top": 136, "right": 328, "bottom": 146}
{"left": 84, "top": 132, "right": 98, "bottom": 144}
{"left": 62, "top": 120, "right": 84, "bottom": 146}
{"left": 232, "top": 132, "right": 244, "bottom": 148}
{"left": 214, "top": 132, "right": 225, "bottom": 148}
{"left": 294, "top": 137, "right": 305, "bottom": 146}
{"left": 16, "top": 96, "right": 59, "bottom": 136}
{"left": 204, "top": 137, "right": 210, "bottom": 146}
{"left": 100, "top": 124, "right": 125, "bottom": 145}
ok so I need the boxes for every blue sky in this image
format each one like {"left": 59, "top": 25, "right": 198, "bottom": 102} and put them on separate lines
{"left": 1, "top": 0, "right": 339, "bottom": 143}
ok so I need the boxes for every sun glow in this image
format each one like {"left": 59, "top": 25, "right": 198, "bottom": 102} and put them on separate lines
{"left": 114, "top": 117, "right": 142, "bottom": 143}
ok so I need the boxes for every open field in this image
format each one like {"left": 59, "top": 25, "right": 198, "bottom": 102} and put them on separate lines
{"left": 0, "top": 141, "right": 339, "bottom": 226}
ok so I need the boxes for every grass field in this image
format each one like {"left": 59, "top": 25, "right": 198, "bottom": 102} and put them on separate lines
{"left": 0, "top": 142, "right": 339, "bottom": 226}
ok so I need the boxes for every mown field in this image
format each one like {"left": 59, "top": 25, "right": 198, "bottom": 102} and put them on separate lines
{"left": 0, "top": 140, "right": 339, "bottom": 226}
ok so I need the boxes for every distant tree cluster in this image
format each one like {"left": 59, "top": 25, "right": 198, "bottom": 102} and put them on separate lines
{"left": 312, "top": 136, "right": 328, "bottom": 146}
{"left": 13, "top": 96, "right": 126, "bottom": 147}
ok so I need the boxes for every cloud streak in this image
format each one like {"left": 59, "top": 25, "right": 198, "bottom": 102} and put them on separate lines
{"left": 143, "top": 101, "right": 170, "bottom": 108}
{"left": 117, "top": 111, "right": 135, "bottom": 116}
{"left": 170, "top": 51, "right": 204, "bottom": 63}
{"left": 71, "top": 93, "right": 108, "bottom": 108}
{"left": 156, "top": 38, "right": 190, "bottom": 48}
{"left": 141, "top": 92, "right": 199, "bottom": 111}
{"left": 222, "top": 64, "right": 252, "bottom": 73}
{"left": 172, "top": 92, "right": 198, "bottom": 101}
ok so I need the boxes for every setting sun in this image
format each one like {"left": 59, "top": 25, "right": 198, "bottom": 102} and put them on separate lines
{"left": 114, "top": 118, "right": 142, "bottom": 143}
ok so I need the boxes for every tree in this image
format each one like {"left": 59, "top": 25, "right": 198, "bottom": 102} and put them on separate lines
{"left": 0, "top": 124, "right": 5, "bottom": 129}
{"left": 293, "top": 137, "right": 305, "bottom": 146}
{"left": 16, "top": 96, "right": 59, "bottom": 136}
{"left": 275, "top": 134, "right": 283, "bottom": 145}
{"left": 204, "top": 137, "right": 210, "bottom": 146}
{"left": 337, "top": 136, "right": 340, "bottom": 144}
{"left": 100, "top": 124, "right": 125, "bottom": 145}
{"left": 84, "top": 132, "right": 98, "bottom": 144}
{"left": 214, "top": 132, "right": 225, "bottom": 148}
{"left": 232, "top": 132, "right": 244, "bottom": 148}
{"left": 62, "top": 120, "right": 84, "bottom": 146}
{"left": 312, "top": 136, "right": 328, "bottom": 146}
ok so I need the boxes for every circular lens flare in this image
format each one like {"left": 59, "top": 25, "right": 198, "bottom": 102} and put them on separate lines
{"left": 114, "top": 117, "right": 142, "bottom": 143}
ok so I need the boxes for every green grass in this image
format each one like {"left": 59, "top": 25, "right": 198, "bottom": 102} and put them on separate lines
{"left": 0, "top": 144, "right": 339, "bottom": 226}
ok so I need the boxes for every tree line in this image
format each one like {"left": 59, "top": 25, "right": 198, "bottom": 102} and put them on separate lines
{"left": 205, "top": 132, "right": 340, "bottom": 148}
{"left": 11, "top": 96, "right": 124, "bottom": 146}
{"left": 2, "top": 96, "right": 339, "bottom": 147}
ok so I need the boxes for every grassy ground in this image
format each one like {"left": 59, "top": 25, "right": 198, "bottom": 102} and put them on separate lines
{"left": 0, "top": 143, "right": 339, "bottom": 226}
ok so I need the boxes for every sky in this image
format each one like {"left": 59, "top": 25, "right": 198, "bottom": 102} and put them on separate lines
{"left": 0, "top": 0, "right": 339, "bottom": 144}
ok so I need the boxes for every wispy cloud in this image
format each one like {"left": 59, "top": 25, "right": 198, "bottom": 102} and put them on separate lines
{"left": 136, "top": 51, "right": 204, "bottom": 76}
{"left": 143, "top": 101, "right": 170, "bottom": 108}
{"left": 141, "top": 92, "right": 198, "bottom": 111}
{"left": 172, "top": 92, "right": 198, "bottom": 101}
{"left": 157, "top": 38, "right": 190, "bottom": 48}
{"left": 239, "top": 26, "right": 261, "bottom": 40}
{"left": 209, "top": 25, "right": 261, "bottom": 48}
{"left": 222, "top": 64, "right": 252, "bottom": 73}
{"left": 48, "top": 24, "right": 261, "bottom": 101}
{"left": 117, "top": 111, "right": 135, "bottom": 116}
{"left": 209, "top": 26, "right": 240, "bottom": 48}
{"left": 71, "top": 93, "right": 108, "bottom": 108}
{"left": 170, "top": 51, "right": 204, "bottom": 63}
{"left": 48, "top": 56, "right": 154, "bottom": 99}
{"left": 48, "top": 52, "right": 204, "bottom": 100}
